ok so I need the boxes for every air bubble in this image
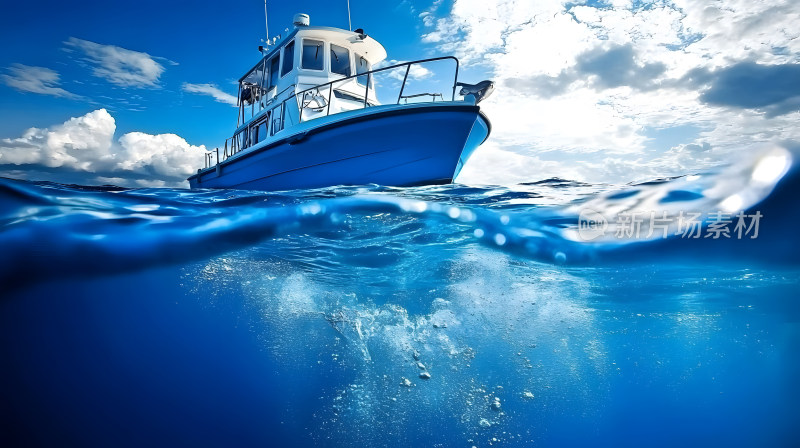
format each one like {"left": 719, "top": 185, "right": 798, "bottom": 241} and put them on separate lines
{"left": 447, "top": 207, "right": 461, "bottom": 219}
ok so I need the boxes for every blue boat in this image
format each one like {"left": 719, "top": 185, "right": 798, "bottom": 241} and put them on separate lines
{"left": 188, "top": 13, "right": 493, "bottom": 191}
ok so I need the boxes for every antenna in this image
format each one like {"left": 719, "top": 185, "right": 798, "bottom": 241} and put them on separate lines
{"left": 346, "top": 0, "right": 352, "bottom": 31}
{"left": 264, "top": 1, "right": 269, "bottom": 44}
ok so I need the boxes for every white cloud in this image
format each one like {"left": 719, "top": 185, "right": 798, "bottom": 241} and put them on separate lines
{"left": 117, "top": 132, "right": 206, "bottom": 180}
{"left": 457, "top": 142, "right": 580, "bottom": 185}
{"left": 0, "top": 109, "right": 205, "bottom": 187}
{"left": 182, "top": 83, "right": 237, "bottom": 106}
{"left": 1, "top": 64, "right": 81, "bottom": 99}
{"left": 457, "top": 138, "right": 728, "bottom": 186}
{"left": 0, "top": 109, "right": 115, "bottom": 169}
{"left": 407, "top": 64, "right": 432, "bottom": 81}
{"left": 378, "top": 59, "right": 434, "bottom": 81}
{"left": 676, "top": 0, "right": 800, "bottom": 67}
{"left": 426, "top": 0, "right": 800, "bottom": 185}
{"left": 419, "top": 11, "right": 435, "bottom": 27}
{"left": 64, "top": 37, "right": 167, "bottom": 88}
{"left": 479, "top": 89, "right": 646, "bottom": 154}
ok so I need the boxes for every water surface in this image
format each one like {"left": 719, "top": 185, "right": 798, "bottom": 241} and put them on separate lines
{"left": 1, "top": 147, "right": 798, "bottom": 447}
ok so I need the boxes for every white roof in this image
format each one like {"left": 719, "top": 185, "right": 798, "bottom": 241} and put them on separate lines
{"left": 239, "top": 24, "right": 388, "bottom": 84}
{"left": 294, "top": 26, "right": 387, "bottom": 65}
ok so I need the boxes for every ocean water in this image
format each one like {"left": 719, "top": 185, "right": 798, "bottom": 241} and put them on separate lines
{"left": 1, "top": 146, "right": 799, "bottom": 447}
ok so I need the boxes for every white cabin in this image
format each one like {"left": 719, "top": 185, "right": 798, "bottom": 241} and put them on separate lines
{"left": 231, "top": 14, "right": 387, "bottom": 154}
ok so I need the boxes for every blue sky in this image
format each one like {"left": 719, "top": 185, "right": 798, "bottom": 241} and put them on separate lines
{"left": 0, "top": 0, "right": 436, "bottom": 143}
{"left": 1, "top": 0, "right": 799, "bottom": 187}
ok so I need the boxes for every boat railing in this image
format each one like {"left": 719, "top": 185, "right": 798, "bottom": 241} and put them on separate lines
{"left": 291, "top": 56, "right": 460, "bottom": 123}
{"left": 203, "top": 135, "right": 242, "bottom": 169}
{"left": 200, "top": 57, "right": 461, "bottom": 172}
{"left": 238, "top": 83, "right": 298, "bottom": 128}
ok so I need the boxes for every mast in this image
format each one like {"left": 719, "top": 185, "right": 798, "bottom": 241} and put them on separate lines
{"left": 347, "top": 0, "right": 352, "bottom": 31}
{"left": 264, "top": 0, "right": 274, "bottom": 45}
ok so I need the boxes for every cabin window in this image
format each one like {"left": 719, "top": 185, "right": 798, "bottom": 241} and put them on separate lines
{"left": 268, "top": 55, "right": 280, "bottom": 90}
{"left": 271, "top": 104, "right": 284, "bottom": 135}
{"left": 257, "top": 60, "right": 268, "bottom": 100}
{"left": 330, "top": 44, "right": 351, "bottom": 77}
{"left": 302, "top": 39, "right": 324, "bottom": 70}
{"left": 234, "top": 132, "right": 242, "bottom": 152}
{"left": 281, "top": 41, "right": 295, "bottom": 77}
{"left": 255, "top": 116, "right": 269, "bottom": 144}
{"left": 355, "top": 54, "right": 371, "bottom": 87}
{"left": 240, "top": 127, "right": 250, "bottom": 149}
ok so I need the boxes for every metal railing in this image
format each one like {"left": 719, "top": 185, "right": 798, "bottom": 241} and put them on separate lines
{"left": 202, "top": 56, "right": 461, "bottom": 171}
{"left": 291, "top": 56, "right": 459, "bottom": 123}
{"left": 203, "top": 134, "right": 246, "bottom": 169}
{"left": 238, "top": 83, "right": 297, "bottom": 128}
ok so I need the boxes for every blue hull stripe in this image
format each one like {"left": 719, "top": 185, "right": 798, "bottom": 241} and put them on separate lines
{"left": 189, "top": 103, "right": 490, "bottom": 191}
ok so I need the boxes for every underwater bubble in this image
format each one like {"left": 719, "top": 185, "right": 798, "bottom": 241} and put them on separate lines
{"left": 399, "top": 199, "right": 428, "bottom": 213}
{"left": 491, "top": 397, "right": 501, "bottom": 411}
{"left": 719, "top": 194, "right": 744, "bottom": 212}
{"left": 494, "top": 233, "right": 507, "bottom": 246}
{"left": 447, "top": 207, "right": 461, "bottom": 219}
{"left": 751, "top": 150, "right": 790, "bottom": 184}
{"left": 474, "top": 228, "right": 485, "bottom": 238}
{"left": 554, "top": 251, "right": 567, "bottom": 263}
{"left": 458, "top": 209, "right": 476, "bottom": 222}
{"left": 301, "top": 202, "right": 323, "bottom": 215}
{"left": 126, "top": 204, "right": 159, "bottom": 212}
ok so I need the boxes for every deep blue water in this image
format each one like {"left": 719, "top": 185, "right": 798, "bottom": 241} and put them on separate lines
{"left": 1, "top": 146, "right": 799, "bottom": 447}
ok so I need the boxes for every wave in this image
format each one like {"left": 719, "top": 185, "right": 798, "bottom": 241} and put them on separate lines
{"left": 1, "top": 145, "right": 797, "bottom": 290}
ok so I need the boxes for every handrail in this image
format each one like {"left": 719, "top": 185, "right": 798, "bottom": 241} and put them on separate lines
{"left": 237, "top": 83, "right": 297, "bottom": 129}
{"left": 400, "top": 92, "right": 444, "bottom": 103}
{"left": 292, "top": 56, "right": 460, "bottom": 119}
{"left": 202, "top": 56, "right": 462, "bottom": 172}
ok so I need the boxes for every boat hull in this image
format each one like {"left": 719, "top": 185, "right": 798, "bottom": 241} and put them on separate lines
{"left": 188, "top": 103, "right": 490, "bottom": 191}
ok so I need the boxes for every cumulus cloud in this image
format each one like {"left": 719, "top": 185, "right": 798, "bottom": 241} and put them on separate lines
{"left": 575, "top": 44, "right": 667, "bottom": 91}
{"left": 424, "top": 0, "right": 800, "bottom": 185}
{"left": 691, "top": 62, "right": 800, "bottom": 117}
{"left": 182, "top": 83, "right": 238, "bottom": 106}
{"left": 64, "top": 37, "right": 167, "bottom": 88}
{"left": 117, "top": 132, "right": 206, "bottom": 179}
{"left": 1, "top": 64, "right": 82, "bottom": 99}
{"left": 505, "top": 44, "right": 667, "bottom": 98}
{"left": 0, "top": 109, "right": 115, "bottom": 169}
{"left": 0, "top": 109, "right": 205, "bottom": 187}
